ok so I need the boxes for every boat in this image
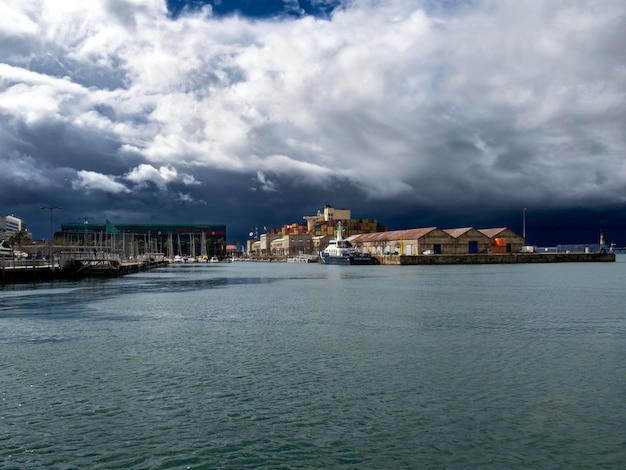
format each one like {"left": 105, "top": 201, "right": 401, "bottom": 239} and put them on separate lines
{"left": 320, "top": 223, "right": 377, "bottom": 265}
{"left": 287, "top": 255, "right": 318, "bottom": 263}
{"left": 209, "top": 256, "right": 220, "bottom": 263}
{"left": 0, "top": 239, "right": 13, "bottom": 257}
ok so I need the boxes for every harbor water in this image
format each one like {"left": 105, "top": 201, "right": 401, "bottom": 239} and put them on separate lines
{"left": 2, "top": 259, "right": 625, "bottom": 468}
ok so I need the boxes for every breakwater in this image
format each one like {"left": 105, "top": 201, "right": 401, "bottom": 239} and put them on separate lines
{"left": 379, "top": 252, "right": 616, "bottom": 265}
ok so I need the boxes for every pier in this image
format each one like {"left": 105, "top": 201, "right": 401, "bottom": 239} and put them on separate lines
{"left": 1, "top": 252, "right": 167, "bottom": 284}
{"left": 378, "top": 252, "right": 616, "bottom": 265}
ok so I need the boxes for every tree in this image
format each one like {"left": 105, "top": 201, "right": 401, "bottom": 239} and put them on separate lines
{"left": 7, "top": 230, "right": 30, "bottom": 249}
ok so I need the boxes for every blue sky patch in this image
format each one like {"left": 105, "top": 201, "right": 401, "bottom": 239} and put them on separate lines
{"left": 166, "top": 0, "right": 344, "bottom": 19}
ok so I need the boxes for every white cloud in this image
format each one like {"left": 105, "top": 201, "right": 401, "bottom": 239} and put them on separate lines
{"left": 0, "top": 65, "right": 87, "bottom": 123}
{"left": 73, "top": 170, "right": 130, "bottom": 194}
{"left": 0, "top": 2, "right": 38, "bottom": 37}
{"left": 125, "top": 163, "right": 199, "bottom": 189}
{"left": 255, "top": 171, "right": 278, "bottom": 192}
{"left": 1, "top": 0, "right": 625, "bottom": 215}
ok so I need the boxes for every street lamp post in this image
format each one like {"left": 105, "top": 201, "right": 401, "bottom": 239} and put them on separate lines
{"left": 523, "top": 208, "right": 527, "bottom": 241}
{"left": 41, "top": 206, "right": 62, "bottom": 269}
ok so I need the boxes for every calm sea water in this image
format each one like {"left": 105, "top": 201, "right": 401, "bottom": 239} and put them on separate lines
{"left": 1, "top": 258, "right": 625, "bottom": 469}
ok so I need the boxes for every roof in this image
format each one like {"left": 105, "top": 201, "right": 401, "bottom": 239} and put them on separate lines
{"left": 443, "top": 227, "right": 473, "bottom": 238}
{"left": 478, "top": 228, "right": 516, "bottom": 238}
{"left": 351, "top": 227, "right": 438, "bottom": 243}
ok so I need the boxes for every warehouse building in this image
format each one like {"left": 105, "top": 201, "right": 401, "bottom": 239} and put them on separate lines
{"left": 351, "top": 228, "right": 453, "bottom": 256}
{"left": 351, "top": 227, "right": 524, "bottom": 256}
{"left": 478, "top": 228, "right": 525, "bottom": 253}
{"left": 443, "top": 228, "right": 493, "bottom": 254}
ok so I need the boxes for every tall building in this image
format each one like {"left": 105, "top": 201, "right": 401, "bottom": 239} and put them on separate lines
{"left": 1, "top": 215, "right": 24, "bottom": 237}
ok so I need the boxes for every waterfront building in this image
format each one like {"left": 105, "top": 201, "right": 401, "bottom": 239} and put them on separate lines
{"left": 225, "top": 244, "right": 239, "bottom": 258}
{"left": 246, "top": 233, "right": 279, "bottom": 257}
{"left": 443, "top": 227, "right": 493, "bottom": 254}
{"left": 248, "top": 204, "right": 385, "bottom": 258}
{"left": 249, "top": 204, "right": 524, "bottom": 258}
{"left": 478, "top": 228, "right": 525, "bottom": 253}
{"left": 254, "top": 233, "right": 281, "bottom": 257}
{"left": 351, "top": 228, "right": 454, "bottom": 256}
{"left": 2, "top": 214, "right": 24, "bottom": 237}
{"left": 312, "top": 235, "right": 332, "bottom": 254}
{"left": 351, "top": 227, "right": 524, "bottom": 256}
{"left": 270, "top": 233, "right": 315, "bottom": 257}
{"left": 59, "top": 221, "right": 226, "bottom": 258}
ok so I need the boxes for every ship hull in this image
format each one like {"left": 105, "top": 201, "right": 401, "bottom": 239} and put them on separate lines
{"left": 320, "top": 253, "right": 377, "bottom": 265}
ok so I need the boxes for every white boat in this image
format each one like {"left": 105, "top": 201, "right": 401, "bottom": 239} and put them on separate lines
{"left": 209, "top": 256, "right": 220, "bottom": 263}
{"left": 0, "top": 240, "right": 14, "bottom": 257}
{"left": 287, "top": 255, "right": 317, "bottom": 263}
{"left": 320, "top": 223, "right": 377, "bottom": 265}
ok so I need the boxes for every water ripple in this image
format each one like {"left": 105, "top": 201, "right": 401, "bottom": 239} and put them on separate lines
{"left": 1, "top": 261, "right": 625, "bottom": 468}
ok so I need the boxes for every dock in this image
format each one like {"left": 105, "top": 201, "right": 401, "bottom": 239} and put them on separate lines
{"left": 377, "top": 252, "right": 616, "bottom": 265}
{"left": 1, "top": 256, "right": 168, "bottom": 284}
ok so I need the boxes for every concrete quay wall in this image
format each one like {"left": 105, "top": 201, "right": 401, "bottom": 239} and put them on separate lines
{"left": 378, "top": 252, "right": 616, "bottom": 265}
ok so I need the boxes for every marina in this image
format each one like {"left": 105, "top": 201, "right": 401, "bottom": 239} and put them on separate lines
{"left": 1, "top": 250, "right": 616, "bottom": 284}
{"left": 1, "top": 252, "right": 168, "bottom": 284}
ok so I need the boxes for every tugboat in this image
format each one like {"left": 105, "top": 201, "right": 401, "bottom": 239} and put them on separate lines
{"left": 320, "top": 223, "right": 377, "bottom": 265}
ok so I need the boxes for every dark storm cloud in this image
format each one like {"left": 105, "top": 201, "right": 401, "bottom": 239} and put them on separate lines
{"left": 1, "top": 0, "right": 626, "bottom": 246}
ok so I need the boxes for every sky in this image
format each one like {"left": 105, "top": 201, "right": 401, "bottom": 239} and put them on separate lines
{"left": 1, "top": 0, "right": 625, "bottom": 247}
